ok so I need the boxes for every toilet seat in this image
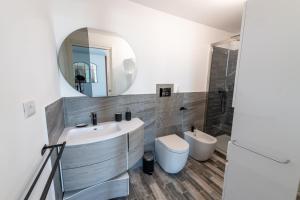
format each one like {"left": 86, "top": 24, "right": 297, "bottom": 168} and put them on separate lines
{"left": 157, "top": 135, "right": 189, "bottom": 153}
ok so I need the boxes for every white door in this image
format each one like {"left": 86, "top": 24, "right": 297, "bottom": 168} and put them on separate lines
{"left": 223, "top": 143, "right": 297, "bottom": 200}
{"left": 224, "top": 0, "right": 300, "bottom": 199}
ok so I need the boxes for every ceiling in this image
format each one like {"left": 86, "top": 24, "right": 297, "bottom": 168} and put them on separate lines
{"left": 129, "top": 0, "right": 245, "bottom": 33}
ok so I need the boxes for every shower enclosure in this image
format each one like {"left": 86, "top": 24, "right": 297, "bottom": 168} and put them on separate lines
{"left": 205, "top": 38, "right": 239, "bottom": 140}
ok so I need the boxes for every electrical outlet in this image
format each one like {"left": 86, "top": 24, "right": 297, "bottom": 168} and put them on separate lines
{"left": 23, "top": 101, "right": 36, "bottom": 118}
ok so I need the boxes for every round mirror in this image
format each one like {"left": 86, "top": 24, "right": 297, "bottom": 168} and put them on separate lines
{"left": 58, "top": 28, "right": 137, "bottom": 97}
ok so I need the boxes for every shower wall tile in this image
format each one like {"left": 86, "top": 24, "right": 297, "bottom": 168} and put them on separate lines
{"left": 228, "top": 50, "right": 239, "bottom": 76}
{"left": 209, "top": 47, "right": 228, "bottom": 91}
{"left": 227, "top": 50, "right": 238, "bottom": 91}
{"left": 205, "top": 47, "right": 238, "bottom": 136}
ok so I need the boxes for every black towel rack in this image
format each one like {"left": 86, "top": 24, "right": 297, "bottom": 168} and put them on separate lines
{"left": 24, "top": 141, "right": 66, "bottom": 200}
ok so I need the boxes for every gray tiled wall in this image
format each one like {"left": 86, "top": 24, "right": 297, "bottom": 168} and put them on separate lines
{"left": 45, "top": 98, "right": 65, "bottom": 145}
{"left": 182, "top": 92, "right": 207, "bottom": 132}
{"left": 62, "top": 92, "right": 207, "bottom": 151}
{"left": 45, "top": 92, "right": 207, "bottom": 151}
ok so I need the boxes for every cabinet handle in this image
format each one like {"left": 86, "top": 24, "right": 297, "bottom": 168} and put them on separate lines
{"left": 127, "top": 133, "right": 129, "bottom": 152}
{"left": 231, "top": 140, "right": 290, "bottom": 164}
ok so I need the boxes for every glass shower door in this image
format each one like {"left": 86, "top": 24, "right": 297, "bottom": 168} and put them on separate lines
{"left": 205, "top": 46, "right": 238, "bottom": 137}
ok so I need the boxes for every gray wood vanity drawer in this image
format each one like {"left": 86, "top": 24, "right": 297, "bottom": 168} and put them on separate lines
{"left": 128, "top": 126, "right": 144, "bottom": 168}
{"left": 128, "top": 126, "right": 144, "bottom": 151}
{"left": 61, "top": 134, "right": 127, "bottom": 169}
{"left": 62, "top": 152, "right": 127, "bottom": 191}
{"left": 128, "top": 144, "right": 144, "bottom": 169}
{"left": 64, "top": 173, "right": 129, "bottom": 200}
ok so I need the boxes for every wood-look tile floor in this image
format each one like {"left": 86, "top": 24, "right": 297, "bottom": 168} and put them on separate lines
{"left": 124, "top": 151, "right": 226, "bottom": 200}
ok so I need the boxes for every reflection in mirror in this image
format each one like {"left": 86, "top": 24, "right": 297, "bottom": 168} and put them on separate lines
{"left": 58, "top": 28, "right": 137, "bottom": 97}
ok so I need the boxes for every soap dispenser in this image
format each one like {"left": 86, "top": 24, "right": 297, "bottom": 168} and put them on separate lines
{"left": 125, "top": 108, "right": 131, "bottom": 121}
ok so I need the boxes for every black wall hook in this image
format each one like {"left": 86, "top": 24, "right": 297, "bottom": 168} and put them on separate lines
{"left": 179, "top": 107, "right": 188, "bottom": 111}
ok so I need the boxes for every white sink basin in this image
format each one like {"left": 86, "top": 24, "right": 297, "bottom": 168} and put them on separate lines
{"left": 59, "top": 118, "right": 144, "bottom": 146}
{"left": 66, "top": 123, "right": 121, "bottom": 143}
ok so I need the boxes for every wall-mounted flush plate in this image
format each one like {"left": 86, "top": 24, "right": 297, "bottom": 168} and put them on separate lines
{"left": 156, "top": 84, "right": 174, "bottom": 97}
{"left": 23, "top": 101, "right": 36, "bottom": 118}
{"left": 160, "top": 88, "right": 171, "bottom": 97}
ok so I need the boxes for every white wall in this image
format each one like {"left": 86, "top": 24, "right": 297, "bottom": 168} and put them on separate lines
{"left": 0, "top": 0, "right": 60, "bottom": 199}
{"left": 50, "top": 0, "right": 232, "bottom": 96}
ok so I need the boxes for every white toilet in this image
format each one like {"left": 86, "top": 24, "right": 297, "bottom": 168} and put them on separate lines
{"left": 155, "top": 134, "right": 189, "bottom": 174}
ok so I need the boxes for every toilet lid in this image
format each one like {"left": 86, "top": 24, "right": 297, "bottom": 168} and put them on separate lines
{"left": 157, "top": 134, "right": 189, "bottom": 153}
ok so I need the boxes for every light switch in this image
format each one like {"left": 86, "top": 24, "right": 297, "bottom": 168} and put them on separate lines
{"left": 23, "top": 101, "right": 36, "bottom": 118}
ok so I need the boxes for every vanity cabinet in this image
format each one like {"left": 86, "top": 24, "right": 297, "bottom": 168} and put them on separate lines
{"left": 64, "top": 173, "right": 129, "bottom": 200}
{"left": 60, "top": 119, "right": 144, "bottom": 199}
{"left": 62, "top": 134, "right": 128, "bottom": 191}
{"left": 63, "top": 152, "right": 127, "bottom": 191}
{"left": 61, "top": 134, "right": 127, "bottom": 169}
{"left": 128, "top": 126, "right": 144, "bottom": 168}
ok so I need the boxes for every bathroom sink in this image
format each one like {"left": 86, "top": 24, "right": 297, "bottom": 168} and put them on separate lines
{"left": 66, "top": 123, "right": 121, "bottom": 143}
{"left": 59, "top": 118, "right": 144, "bottom": 146}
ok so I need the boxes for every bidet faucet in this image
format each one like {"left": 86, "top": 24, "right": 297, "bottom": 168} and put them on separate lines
{"left": 191, "top": 125, "right": 195, "bottom": 132}
{"left": 90, "top": 112, "right": 98, "bottom": 126}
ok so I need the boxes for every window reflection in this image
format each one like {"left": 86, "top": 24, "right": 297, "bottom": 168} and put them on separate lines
{"left": 72, "top": 62, "right": 98, "bottom": 93}
{"left": 90, "top": 63, "right": 98, "bottom": 83}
